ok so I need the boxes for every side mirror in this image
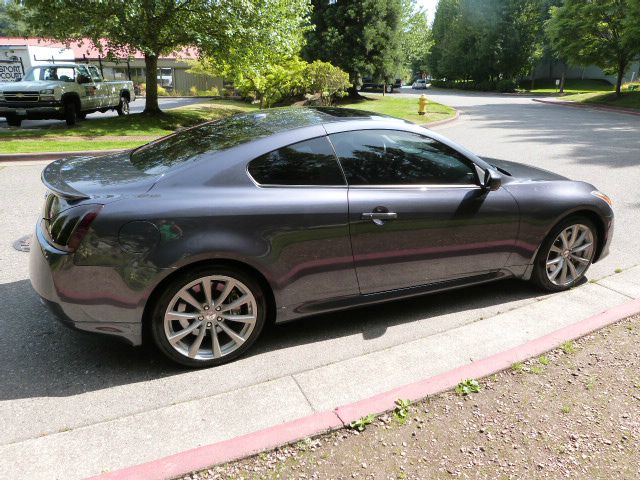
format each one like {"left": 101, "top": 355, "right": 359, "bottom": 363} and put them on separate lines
{"left": 481, "top": 168, "right": 502, "bottom": 191}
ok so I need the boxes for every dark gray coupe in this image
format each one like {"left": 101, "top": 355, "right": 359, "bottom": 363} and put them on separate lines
{"left": 30, "top": 107, "right": 614, "bottom": 367}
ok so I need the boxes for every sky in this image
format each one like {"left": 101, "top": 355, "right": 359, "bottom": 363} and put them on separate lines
{"left": 415, "top": 0, "right": 439, "bottom": 25}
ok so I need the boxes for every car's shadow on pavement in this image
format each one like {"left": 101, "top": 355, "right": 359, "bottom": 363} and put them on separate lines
{"left": 0, "top": 276, "right": 549, "bottom": 401}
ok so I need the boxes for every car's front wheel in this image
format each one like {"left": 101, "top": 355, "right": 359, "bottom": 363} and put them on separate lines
{"left": 150, "top": 265, "right": 267, "bottom": 368}
{"left": 532, "top": 216, "right": 598, "bottom": 292}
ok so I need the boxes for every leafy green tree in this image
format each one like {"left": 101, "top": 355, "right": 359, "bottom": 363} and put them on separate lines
{"left": 0, "top": 1, "right": 28, "bottom": 36}
{"left": 19, "top": 0, "right": 310, "bottom": 113}
{"left": 400, "top": 0, "right": 432, "bottom": 80}
{"left": 303, "top": 0, "right": 403, "bottom": 96}
{"left": 547, "top": 0, "right": 640, "bottom": 95}
{"left": 429, "top": 0, "right": 547, "bottom": 87}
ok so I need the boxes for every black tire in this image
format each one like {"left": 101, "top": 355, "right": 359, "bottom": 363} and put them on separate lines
{"left": 531, "top": 215, "right": 598, "bottom": 292}
{"left": 64, "top": 101, "right": 77, "bottom": 126}
{"left": 6, "top": 116, "right": 22, "bottom": 127}
{"left": 78, "top": 112, "right": 87, "bottom": 120}
{"left": 116, "top": 96, "right": 130, "bottom": 116}
{"left": 150, "top": 265, "right": 268, "bottom": 368}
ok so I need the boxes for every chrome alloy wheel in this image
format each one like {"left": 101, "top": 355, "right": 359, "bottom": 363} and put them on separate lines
{"left": 545, "top": 224, "right": 595, "bottom": 287}
{"left": 163, "top": 275, "right": 258, "bottom": 361}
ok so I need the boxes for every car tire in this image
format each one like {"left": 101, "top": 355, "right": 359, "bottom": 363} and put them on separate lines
{"left": 531, "top": 215, "right": 598, "bottom": 292}
{"left": 386, "top": 84, "right": 393, "bottom": 93}
{"left": 6, "top": 115, "right": 22, "bottom": 127}
{"left": 116, "top": 96, "right": 130, "bottom": 116}
{"left": 150, "top": 265, "right": 268, "bottom": 368}
{"left": 64, "top": 101, "right": 77, "bottom": 126}
{"left": 78, "top": 112, "right": 87, "bottom": 120}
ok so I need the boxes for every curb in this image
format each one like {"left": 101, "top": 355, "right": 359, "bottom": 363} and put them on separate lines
{"left": 532, "top": 98, "right": 640, "bottom": 117}
{"left": 87, "top": 296, "right": 640, "bottom": 480}
{"left": 0, "top": 150, "right": 125, "bottom": 163}
{"left": 422, "top": 110, "right": 460, "bottom": 128}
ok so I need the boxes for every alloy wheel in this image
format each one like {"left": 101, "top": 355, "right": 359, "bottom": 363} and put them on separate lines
{"left": 545, "top": 224, "right": 595, "bottom": 287}
{"left": 163, "top": 275, "right": 258, "bottom": 361}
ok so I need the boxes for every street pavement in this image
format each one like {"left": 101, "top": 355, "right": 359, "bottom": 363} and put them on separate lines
{"left": 0, "top": 90, "right": 639, "bottom": 479}
{"left": 0, "top": 97, "right": 207, "bottom": 130}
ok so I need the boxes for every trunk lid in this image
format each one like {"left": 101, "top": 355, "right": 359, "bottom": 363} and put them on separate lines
{"left": 42, "top": 151, "right": 160, "bottom": 200}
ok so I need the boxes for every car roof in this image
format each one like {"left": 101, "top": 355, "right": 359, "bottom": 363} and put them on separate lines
{"left": 230, "top": 106, "right": 407, "bottom": 131}
{"left": 28, "top": 64, "right": 81, "bottom": 69}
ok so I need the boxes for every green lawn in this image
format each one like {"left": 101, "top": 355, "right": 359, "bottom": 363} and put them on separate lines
{"left": 339, "top": 94, "right": 456, "bottom": 124}
{"left": 0, "top": 95, "right": 456, "bottom": 154}
{"left": 520, "top": 78, "right": 614, "bottom": 94}
{"left": 561, "top": 90, "right": 640, "bottom": 110}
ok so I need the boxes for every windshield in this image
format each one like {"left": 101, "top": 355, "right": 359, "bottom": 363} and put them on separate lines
{"left": 129, "top": 109, "right": 332, "bottom": 174}
{"left": 23, "top": 66, "right": 76, "bottom": 82}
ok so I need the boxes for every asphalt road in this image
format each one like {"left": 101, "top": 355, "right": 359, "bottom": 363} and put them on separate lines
{"left": 0, "top": 90, "right": 638, "bottom": 478}
{"left": 0, "top": 96, "right": 207, "bottom": 130}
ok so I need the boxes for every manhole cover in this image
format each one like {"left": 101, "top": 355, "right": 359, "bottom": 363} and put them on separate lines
{"left": 13, "top": 234, "right": 32, "bottom": 252}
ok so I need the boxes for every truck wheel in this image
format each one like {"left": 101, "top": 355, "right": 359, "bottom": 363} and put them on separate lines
{"left": 116, "top": 97, "right": 130, "bottom": 116}
{"left": 64, "top": 101, "right": 77, "bottom": 126}
{"left": 6, "top": 116, "right": 22, "bottom": 127}
{"left": 78, "top": 112, "right": 87, "bottom": 120}
{"left": 386, "top": 84, "right": 393, "bottom": 93}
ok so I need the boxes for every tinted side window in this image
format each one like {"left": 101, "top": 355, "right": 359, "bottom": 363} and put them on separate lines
{"left": 88, "top": 66, "right": 102, "bottom": 82}
{"left": 330, "top": 130, "right": 477, "bottom": 186}
{"left": 248, "top": 137, "right": 345, "bottom": 186}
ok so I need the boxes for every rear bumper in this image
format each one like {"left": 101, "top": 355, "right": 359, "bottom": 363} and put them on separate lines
{"left": 29, "top": 222, "right": 143, "bottom": 346}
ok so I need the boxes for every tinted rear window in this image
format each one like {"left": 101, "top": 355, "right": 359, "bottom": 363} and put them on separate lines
{"left": 248, "top": 137, "right": 345, "bottom": 186}
{"left": 129, "top": 109, "right": 332, "bottom": 174}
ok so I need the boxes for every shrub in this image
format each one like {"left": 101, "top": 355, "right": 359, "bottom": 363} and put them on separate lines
{"left": 496, "top": 78, "right": 517, "bottom": 93}
{"left": 189, "top": 86, "right": 220, "bottom": 96}
{"left": 157, "top": 85, "right": 169, "bottom": 96}
{"left": 304, "top": 60, "right": 351, "bottom": 106}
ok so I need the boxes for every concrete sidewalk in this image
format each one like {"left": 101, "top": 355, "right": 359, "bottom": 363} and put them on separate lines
{"left": 2, "top": 266, "right": 639, "bottom": 480}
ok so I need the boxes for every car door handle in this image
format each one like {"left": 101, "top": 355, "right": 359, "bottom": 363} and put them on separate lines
{"left": 361, "top": 212, "right": 398, "bottom": 220}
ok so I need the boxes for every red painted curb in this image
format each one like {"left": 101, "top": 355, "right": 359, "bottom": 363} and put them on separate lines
{"left": 532, "top": 98, "right": 640, "bottom": 117}
{"left": 88, "top": 296, "right": 640, "bottom": 480}
{"left": 88, "top": 411, "right": 343, "bottom": 480}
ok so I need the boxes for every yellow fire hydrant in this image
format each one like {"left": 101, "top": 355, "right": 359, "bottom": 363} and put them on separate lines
{"left": 418, "top": 94, "right": 429, "bottom": 115}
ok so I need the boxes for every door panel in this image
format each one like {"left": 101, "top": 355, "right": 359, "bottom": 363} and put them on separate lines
{"left": 348, "top": 186, "right": 519, "bottom": 293}
{"left": 329, "top": 128, "right": 520, "bottom": 294}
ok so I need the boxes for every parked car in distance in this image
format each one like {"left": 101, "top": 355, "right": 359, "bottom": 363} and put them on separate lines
{"left": 30, "top": 107, "right": 614, "bottom": 368}
{"left": 359, "top": 77, "right": 401, "bottom": 93}
{"left": 0, "top": 63, "right": 134, "bottom": 127}
{"left": 412, "top": 79, "right": 430, "bottom": 89}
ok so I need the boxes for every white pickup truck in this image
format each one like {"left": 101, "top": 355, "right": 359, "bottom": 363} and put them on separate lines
{"left": 0, "top": 63, "right": 135, "bottom": 127}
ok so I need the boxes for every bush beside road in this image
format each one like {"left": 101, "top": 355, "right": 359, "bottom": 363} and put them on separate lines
{"left": 562, "top": 91, "right": 640, "bottom": 111}
{"left": 0, "top": 96, "right": 456, "bottom": 154}
{"left": 184, "top": 314, "right": 640, "bottom": 480}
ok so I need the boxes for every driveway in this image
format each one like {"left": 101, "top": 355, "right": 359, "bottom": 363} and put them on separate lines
{"left": 0, "top": 91, "right": 638, "bottom": 479}
{"left": 0, "top": 96, "right": 209, "bottom": 130}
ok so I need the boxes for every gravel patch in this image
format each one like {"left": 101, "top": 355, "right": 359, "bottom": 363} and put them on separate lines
{"left": 177, "top": 314, "right": 640, "bottom": 480}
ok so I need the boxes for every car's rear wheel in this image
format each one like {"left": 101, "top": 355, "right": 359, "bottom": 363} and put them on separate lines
{"left": 116, "top": 96, "right": 129, "bottom": 116}
{"left": 532, "top": 216, "right": 598, "bottom": 292}
{"left": 150, "top": 265, "right": 267, "bottom": 368}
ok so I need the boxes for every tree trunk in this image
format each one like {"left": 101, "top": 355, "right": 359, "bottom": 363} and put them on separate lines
{"left": 144, "top": 53, "right": 161, "bottom": 114}
{"left": 615, "top": 60, "right": 627, "bottom": 96}
{"left": 530, "top": 67, "right": 535, "bottom": 91}
{"left": 559, "top": 67, "right": 565, "bottom": 94}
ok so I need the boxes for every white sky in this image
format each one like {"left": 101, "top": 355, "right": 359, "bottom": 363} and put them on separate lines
{"left": 415, "top": 0, "right": 439, "bottom": 25}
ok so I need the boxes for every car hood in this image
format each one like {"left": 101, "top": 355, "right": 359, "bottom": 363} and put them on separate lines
{"left": 483, "top": 158, "right": 569, "bottom": 182}
{"left": 42, "top": 151, "right": 160, "bottom": 200}
{"left": 1, "top": 80, "right": 62, "bottom": 91}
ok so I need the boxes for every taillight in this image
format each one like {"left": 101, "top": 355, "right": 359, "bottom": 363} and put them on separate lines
{"left": 44, "top": 204, "right": 103, "bottom": 252}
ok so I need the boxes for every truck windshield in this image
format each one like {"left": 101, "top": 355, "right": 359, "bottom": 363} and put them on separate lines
{"left": 23, "top": 67, "right": 76, "bottom": 82}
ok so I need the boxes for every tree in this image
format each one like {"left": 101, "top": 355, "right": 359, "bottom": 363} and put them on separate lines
{"left": 547, "top": 0, "right": 640, "bottom": 95}
{"left": 0, "top": 1, "right": 29, "bottom": 36}
{"left": 429, "top": 0, "right": 547, "bottom": 87}
{"left": 400, "top": 0, "right": 432, "bottom": 80}
{"left": 303, "top": 0, "right": 403, "bottom": 96}
{"left": 305, "top": 60, "right": 351, "bottom": 105}
{"left": 19, "top": 0, "right": 310, "bottom": 113}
